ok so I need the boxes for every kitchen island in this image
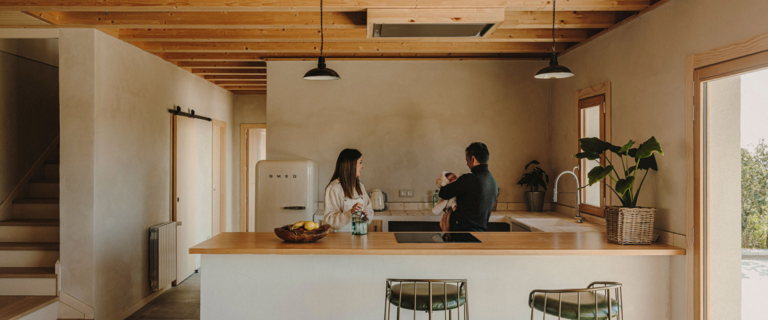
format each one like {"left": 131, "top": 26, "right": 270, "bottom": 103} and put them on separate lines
{"left": 190, "top": 232, "right": 684, "bottom": 319}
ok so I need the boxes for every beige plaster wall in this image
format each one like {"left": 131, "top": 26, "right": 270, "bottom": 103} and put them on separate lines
{"left": 549, "top": 0, "right": 768, "bottom": 235}
{"left": 60, "top": 29, "right": 234, "bottom": 319}
{"left": 707, "top": 76, "right": 742, "bottom": 320}
{"left": 232, "top": 94, "right": 266, "bottom": 231}
{"left": 267, "top": 61, "right": 550, "bottom": 204}
{"left": 59, "top": 28, "right": 97, "bottom": 308}
{"left": 0, "top": 46, "right": 59, "bottom": 221}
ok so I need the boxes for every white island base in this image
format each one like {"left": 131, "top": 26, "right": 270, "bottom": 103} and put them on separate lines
{"left": 200, "top": 254, "right": 681, "bottom": 319}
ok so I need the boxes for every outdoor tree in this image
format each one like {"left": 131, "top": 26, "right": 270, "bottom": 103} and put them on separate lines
{"left": 742, "top": 140, "right": 768, "bottom": 248}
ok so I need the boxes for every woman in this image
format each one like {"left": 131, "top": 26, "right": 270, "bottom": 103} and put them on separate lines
{"left": 324, "top": 149, "right": 374, "bottom": 230}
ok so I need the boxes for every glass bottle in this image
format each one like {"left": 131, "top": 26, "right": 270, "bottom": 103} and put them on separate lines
{"left": 432, "top": 190, "right": 440, "bottom": 207}
{"left": 351, "top": 211, "right": 368, "bottom": 235}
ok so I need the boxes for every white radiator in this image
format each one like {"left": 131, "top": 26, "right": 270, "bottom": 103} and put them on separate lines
{"left": 149, "top": 221, "right": 178, "bottom": 291}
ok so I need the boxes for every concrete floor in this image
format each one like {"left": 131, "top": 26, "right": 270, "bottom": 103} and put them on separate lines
{"left": 126, "top": 272, "right": 200, "bottom": 320}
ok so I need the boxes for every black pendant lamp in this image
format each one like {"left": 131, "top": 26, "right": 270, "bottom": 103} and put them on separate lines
{"left": 303, "top": 0, "right": 340, "bottom": 80}
{"left": 535, "top": 0, "right": 574, "bottom": 79}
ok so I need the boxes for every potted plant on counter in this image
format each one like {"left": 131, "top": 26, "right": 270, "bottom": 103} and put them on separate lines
{"left": 517, "top": 160, "right": 549, "bottom": 212}
{"left": 574, "top": 136, "right": 664, "bottom": 245}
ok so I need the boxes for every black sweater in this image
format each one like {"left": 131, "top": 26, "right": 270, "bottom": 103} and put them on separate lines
{"left": 438, "top": 164, "right": 498, "bottom": 231}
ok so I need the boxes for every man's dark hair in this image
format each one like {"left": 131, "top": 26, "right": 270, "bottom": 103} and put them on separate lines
{"left": 465, "top": 142, "right": 490, "bottom": 163}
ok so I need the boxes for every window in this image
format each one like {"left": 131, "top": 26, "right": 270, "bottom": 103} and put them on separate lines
{"left": 576, "top": 82, "right": 611, "bottom": 217}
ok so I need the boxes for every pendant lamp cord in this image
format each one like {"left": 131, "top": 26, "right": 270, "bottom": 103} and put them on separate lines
{"left": 551, "top": 0, "right": 556, "bottom": 53}
{"left": 320, "top": 0, "right": 324, "bottom": 57}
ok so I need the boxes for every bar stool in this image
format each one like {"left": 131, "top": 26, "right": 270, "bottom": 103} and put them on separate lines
{"left": 528, "top": 282, "right": 623, "bottom": 320}
{"left": 384, "top": 278, "right": 469, "bottom": 320}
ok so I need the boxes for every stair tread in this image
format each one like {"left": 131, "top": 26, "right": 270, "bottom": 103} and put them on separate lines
{"left": 0, "top": 219, "right": 59, "bottom": 227}
{"left": 12, "top": 198, "right": 58, "bottom": 204}
{"left": 0, "top": 267, "right": 56, "bottom": 278}
{"left": 0, "top": 242, "right": 59, "bottom": 251}
{"left": 0, "top": 296, "right": 57, "bottom": 319}
{"left": 28, "top": 178, "right": 59, "bottom": 184}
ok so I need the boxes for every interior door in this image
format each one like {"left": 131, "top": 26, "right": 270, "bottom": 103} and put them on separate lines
{"left": 212, "top": 121, "right": 226, "bottom": 237}
{"left": 174, "top": 115, "right": 197, "bottom": 283}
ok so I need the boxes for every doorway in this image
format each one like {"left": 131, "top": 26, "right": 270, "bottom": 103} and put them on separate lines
{"left": 576, "top": 82, "right": 612, "bottom": 217}
{"left": 693, "top": 50, "right": 768, "bottom": 320}
{"left": 239, "top": 124, "right": 266, "bottom": 232}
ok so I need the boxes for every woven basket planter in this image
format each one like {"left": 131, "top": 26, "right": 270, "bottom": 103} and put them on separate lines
{"left": 605, "top": 206, "right": 656, "bottom": 245}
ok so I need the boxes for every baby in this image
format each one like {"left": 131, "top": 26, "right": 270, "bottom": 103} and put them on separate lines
{"left": 433, "top": 172, "right": 459, "bottom": 231}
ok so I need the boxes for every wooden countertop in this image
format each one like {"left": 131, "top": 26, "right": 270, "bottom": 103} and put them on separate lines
{"left": 189, "top": 232, "right": 685, "bottom": 256}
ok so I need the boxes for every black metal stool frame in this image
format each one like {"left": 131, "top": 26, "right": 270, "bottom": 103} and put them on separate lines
{"left": 527, "top": 281, "right": 623, "bottom": 320}
{"left": 384, "top": 278, "right": 469, "bottom": 320}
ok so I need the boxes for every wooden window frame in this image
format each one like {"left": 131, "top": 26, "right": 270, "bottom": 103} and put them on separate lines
{"left": 239, "top": 123, "right": 267, "bottom": 232}
{"left": 687, "top": 32, "right": 768, "bottom": 320}
{"left": 575, "top": 82, "right": 612, "bottom": 217}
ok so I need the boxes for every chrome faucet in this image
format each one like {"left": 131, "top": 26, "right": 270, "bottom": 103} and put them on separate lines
{"left": 554, "top": 166, "right": 583, "bottom": 223}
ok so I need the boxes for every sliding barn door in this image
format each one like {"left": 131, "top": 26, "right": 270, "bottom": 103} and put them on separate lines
{"left": 173, "top": 115, "right": 198, "bottom": 283}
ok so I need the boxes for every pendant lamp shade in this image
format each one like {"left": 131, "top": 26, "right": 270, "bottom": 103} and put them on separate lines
{"left": 303, "top": 0, "right": 339, "bottom": 80}
{"left": 535, "top": 0, "right": 573, "bottom": 79}
{"left": 535, "top": 53, "right": 574, "bottom": 79}
{"left": 303, "top": 57, "right": 341, "bottom": 80}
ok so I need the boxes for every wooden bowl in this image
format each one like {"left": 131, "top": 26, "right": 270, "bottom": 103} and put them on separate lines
{"left": 274, "top": 224, "right": 332, "bottom": 243}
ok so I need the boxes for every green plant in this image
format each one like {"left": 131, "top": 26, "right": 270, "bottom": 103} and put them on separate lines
{"left": 574, "top": 136, "right": 663, "bottom": 208}
{"left": 517, "top": 160, "right": 549, "bottom": 192}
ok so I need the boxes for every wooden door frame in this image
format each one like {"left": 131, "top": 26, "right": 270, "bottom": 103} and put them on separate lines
{"left": 239, "top": 123, "right": 267, "bottom": 232}
{"left": 575, "top": 81, "right": 612, "bottom": 217}
{"left": 686, "top": 32, "right": 768, "bottom": 320}
{"left": 212, "top": 119, "right": 227, "bottom": 235}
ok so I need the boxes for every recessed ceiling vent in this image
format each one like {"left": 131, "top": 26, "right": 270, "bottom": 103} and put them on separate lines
{"left": 367, "top": 9, "right": 504, "bottom": 39}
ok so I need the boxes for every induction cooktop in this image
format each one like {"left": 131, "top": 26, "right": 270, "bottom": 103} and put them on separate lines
{"left": 394, "top": 233, "right": 482, "bottom": 243}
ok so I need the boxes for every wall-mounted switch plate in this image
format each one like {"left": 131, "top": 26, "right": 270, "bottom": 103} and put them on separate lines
{"left": 399, "top": 189, "right": 414, "bottom": 197}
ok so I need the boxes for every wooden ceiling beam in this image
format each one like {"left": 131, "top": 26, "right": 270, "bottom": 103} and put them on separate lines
{"left": 23, "top": 11, "right": 618, "bottom": 29}
{"left": 228, "top": 90, "right": 267, "bottom": 94}
{"left": 161, "top": 52, "right": 552, "bottom": 61}
{"left": 219, "top": 85, "right": 267, "bottom": 89}
{"left": 176, "top": 61, "right": 266, "bottom": 68}
{"left": 203, "top": 74, "right": 267, "bottom": 80}
{"left": 45, "top": 11, "right": 365, "bottom": 28}
{"left": 119, "top": 28, "right": 589, "bottom": 43}
{"left": 500, "top": 11, "right": 620, "bottom": 29}
{"left": 136, "top": 41, "right": 567, "bottom": 53}
{"left": 210, "top": 80, "right": 267, "bottom": 85}
{"left": 0, "top": 0, "right": 651, "bottom": 12}
{"left": 192, "top": 68, "right": 266, "bottom": 74}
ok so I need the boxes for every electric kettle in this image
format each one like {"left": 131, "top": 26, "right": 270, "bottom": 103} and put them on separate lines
{"left": 370, "top": 189, "right": 388, "bottom": 212}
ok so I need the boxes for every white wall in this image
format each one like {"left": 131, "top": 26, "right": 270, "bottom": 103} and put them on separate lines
{"left": 267, "top": 61, "right": 551, "bottom": 205}
{"left": 0, "top": 42, "right": 59, "bottom": 221}
{"left": 60, "top": 28, "right": 234, "bottom": 320}
{"left": 707, "top": 76, "right": 742, "bottom": 320}
{"left": 232, "top": 94, "right": 266, "bottom": 231}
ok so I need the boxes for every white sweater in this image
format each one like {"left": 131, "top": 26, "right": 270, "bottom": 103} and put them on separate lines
{"left": 323, "top": 179, "right": 375, "bottom": 230}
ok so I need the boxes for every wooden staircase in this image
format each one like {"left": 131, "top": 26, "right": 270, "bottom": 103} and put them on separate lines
{"left": 0, "top": 148, "right": 59, "bottom": 300}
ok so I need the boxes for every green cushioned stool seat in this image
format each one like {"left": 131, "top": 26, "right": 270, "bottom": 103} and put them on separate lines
{"left": 531, "top": 292, "right": 620, "bottom": 320}
{"left": 389, "top": 282, "right": 466, "bottom": 311}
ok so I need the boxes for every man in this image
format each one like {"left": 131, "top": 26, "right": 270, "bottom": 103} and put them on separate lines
{"left": 438, "top": 142, "right": 499, "bottom": 232}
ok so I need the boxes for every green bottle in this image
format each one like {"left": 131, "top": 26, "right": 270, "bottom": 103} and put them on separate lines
{"left": 432, "top": 190, "right": 440, "bottom": 207}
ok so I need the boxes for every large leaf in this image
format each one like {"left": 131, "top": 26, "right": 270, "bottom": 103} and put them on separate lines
{"left": 579, "top": 138, "right": 610, "bottom": 154}
{"left": 574, "top": 152, "right": 600, "bottom": 160}
{"left": 615, "top": 177, "right": 636, "bottom": 195}
{"left": 587, "top": 165, "right": 614, "bottom": 186}
{"left": 525, "top": 160, "right": 540, "bottom": 170}
{"left": 636, "top": 154, "right": 658, "bottom": 171}
{"left": 636, "top": 136, "right": 664, "bottom": 159}
{"left": 607, "top": 143, "right": 622, "bottom": 154}
{"left": 618, "top": 140, "right": 635, "bottom": 155}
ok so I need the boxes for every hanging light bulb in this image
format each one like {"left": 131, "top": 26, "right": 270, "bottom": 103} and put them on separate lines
{"left": 535, "top": 0, "right": 574, "bottom": 79}
{"left": 303, "top": 0, "right": 340, "bottom": 80}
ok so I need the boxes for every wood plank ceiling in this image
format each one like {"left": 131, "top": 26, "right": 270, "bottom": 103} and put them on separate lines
{"left": 0, "top": 0, "right": 672, "bottom": 95}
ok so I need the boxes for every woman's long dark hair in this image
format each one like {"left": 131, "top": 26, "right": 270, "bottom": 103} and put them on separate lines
{"left": 329, "top": 149, "right": 363, "bottom": 199}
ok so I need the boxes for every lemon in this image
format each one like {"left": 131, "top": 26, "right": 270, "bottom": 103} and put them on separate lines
{"left": 304, "top": 221, "right": 318, "bottom": 231}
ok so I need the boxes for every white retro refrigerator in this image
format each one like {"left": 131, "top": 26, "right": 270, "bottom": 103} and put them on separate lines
{"left": 253, "top": 160, "right": 318, "bottom": 232}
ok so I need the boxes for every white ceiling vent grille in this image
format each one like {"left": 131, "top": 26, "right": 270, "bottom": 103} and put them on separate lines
{"left": 367, "top": 9, "right": 504, "bottom": 39}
